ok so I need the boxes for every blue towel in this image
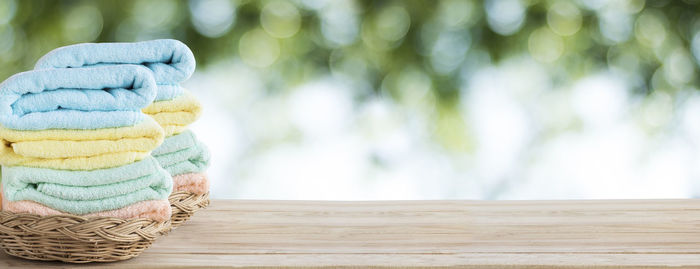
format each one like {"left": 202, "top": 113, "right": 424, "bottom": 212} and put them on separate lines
{"left": 0, "top": 65, "right": 157, "bottom": 130}
{"left": 35, "top": 39, "right": 195, "bottom": 101}
{"left": 157, "top": 85, "right": 184, "bottom": 102}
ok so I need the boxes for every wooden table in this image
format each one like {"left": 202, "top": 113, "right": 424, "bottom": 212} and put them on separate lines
{"left": 1, "top": 199, "right": 700, "bottom": 268}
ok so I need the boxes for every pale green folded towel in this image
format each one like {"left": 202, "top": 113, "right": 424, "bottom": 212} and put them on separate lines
{"left": 1, "top": 157, "right": 172, "bottom": 215}
{"left": 152, "top": 130, "right": 209, "bottom": 176}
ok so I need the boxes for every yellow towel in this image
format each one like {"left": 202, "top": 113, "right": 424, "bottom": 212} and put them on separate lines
{"left": 0, "top": 117, "right": 164, "bottom": 170}
{"left": 143, "top": 90, "right": 202, "bottom": 136}
{"left": 0, "top": 146, "right": 151, "bottom": 170}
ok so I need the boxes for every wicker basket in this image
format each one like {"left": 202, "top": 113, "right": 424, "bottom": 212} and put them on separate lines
{"left": 0, "top": 211, "right": 169, "bottom": 263}
{"left": 168, "top": 191, "right": 209, "bottom": 228}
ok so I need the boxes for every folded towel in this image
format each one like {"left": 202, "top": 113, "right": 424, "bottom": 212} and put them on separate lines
{"left": 152, "top": 130, "right": 210, "bottom": 176}
{"left": 2, "top": 157, "right": 172, "bottom": 215}
{"left": 35, "top": 39, "right": 195, "bottom": 101}
{"left": 173, "top": 172, "right": 209, "bottom": 195}
{"left": 156, "top": 85, "right": 185, "bottom": 102}
{"left": 0, "top": 65, "right": 156, "bottom": 130}
{"left": 0, "top": 150, "right": 150, "bottom": 170}
{"left": 143, "top": 90, "right": 202, "bottom": 136}
{"left": 2, "top": 197, "right": 171, "bottom": 222}
{"left": 0, "top": 116, "right": 162, "bottom": 142}
{"left": 0, "top": 117, "right": 163, "bottom": 159}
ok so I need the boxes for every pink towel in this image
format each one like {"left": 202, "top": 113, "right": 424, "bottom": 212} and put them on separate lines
{"left": 1, "top": 186, "right": 171, "bottom": 222}
{"left": 173, "top": 172, "right": 209, "bottom": 195}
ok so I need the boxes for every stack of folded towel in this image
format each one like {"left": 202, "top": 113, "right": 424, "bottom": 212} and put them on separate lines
{"left": 0, "top": 66, "right": 172, "bottom": 222}
{"left": 35, "top": 39, "right": 211, "bottom": 200}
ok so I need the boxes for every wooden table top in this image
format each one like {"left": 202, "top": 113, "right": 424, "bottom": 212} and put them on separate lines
{"left": 2, "top": 199, "right": 700, "bottom": 268}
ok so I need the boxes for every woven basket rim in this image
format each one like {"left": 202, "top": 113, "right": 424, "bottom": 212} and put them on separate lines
{"left": 0, "top": 210, "right": 170, "bottom": 263}
{"left": 167, "top": 191, "right": 209, "bottom": 230}
{"left": 1, "top": 210, "right": 168, "bottom": 222}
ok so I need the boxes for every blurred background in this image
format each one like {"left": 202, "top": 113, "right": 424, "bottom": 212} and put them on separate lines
{"left": 2, "top": 0, "right": 700, "bottom": 199}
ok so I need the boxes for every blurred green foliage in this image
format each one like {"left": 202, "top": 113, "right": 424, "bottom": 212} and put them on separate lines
{"left": 1, "top": 0, "right": 700, "bottom": 103}
{"left": 2, "top": 0, "right": 700, "bottom": 198}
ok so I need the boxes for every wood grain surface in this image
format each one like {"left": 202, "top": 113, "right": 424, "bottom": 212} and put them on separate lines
{"left": 2, "top": 199, "right": 700, "bottom": 268}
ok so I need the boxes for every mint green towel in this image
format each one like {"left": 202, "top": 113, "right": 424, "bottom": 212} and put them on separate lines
{"left": 2, "top": 157, "right": 172, "bottom": 215}
{"left": 152, "top": 130, "right": 209, "bottom": 176}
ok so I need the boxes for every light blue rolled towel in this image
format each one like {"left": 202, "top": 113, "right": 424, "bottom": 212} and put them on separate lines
{"left": 0, "top": 65, "right": 156, "bottom": 130}
{"left": 1, "top": 157, "right": 173, "bottom": 215}
{"left": 153, "top": 130, "right": 210, "bottom": 176}
{"left": 35, "top": 39, "right": 195, "bottom": 101}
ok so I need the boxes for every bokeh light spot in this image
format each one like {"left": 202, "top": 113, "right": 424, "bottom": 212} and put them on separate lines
{"left": 189, "top": 0, "right": 236, "bottom": 38}
{"left": 547, "top": 2, "right": 582, "bottom": 36}
{"left": 396, "top": 67, "right": 432, "bottom": 106}
{"left": 261, "top": 0, "right": 301, "bottom": 39}
{"left": 361, "top": 5, "right": 411, "bottom": 51}
{"left": 62, "top": 4, "right": 104, "bottom": 43}
{"left": 623, "top": 0, "right": 645, "bottom": 13}
{"left": 485, "top": 0, "right": 526, "bottom": 36}
{"left": 320, "top": 1, "right": 359, "bottom": 46}
{"left": 430, "top": 30, "right": 470, "bottom": 74}
{"left": 664, "top": 48, "right": 694, "bottom": 86}
{"left": 132, "top": 0, "right": 178, "bottom": 30}
{"left": 599, "top": 9, "right": 633, "bottom": 44}
{"left": 0, "top": 0, "right": 17, "bottom": 25}
{"left": 239, "top": 28, "right": 280, "bottom": 68}
{"left": 528, "top": 27, "right": 564, "bottom": 63}
{"left": 374, "top": 6, "right": 410, "bottom": 42}
{"left": 437, "top": 0, "right": 477, "bottom": 28}
{"left": 635, "top": 11, "right": 667, "bottom": 48}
